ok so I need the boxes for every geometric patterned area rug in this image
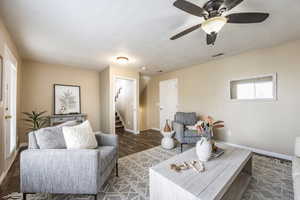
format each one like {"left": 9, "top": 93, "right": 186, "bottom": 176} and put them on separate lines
{"left": 2, "top": 146, "right": 293, "bottom": 200}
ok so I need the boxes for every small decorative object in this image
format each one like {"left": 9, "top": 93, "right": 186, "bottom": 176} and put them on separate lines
{"left": 196, "top": 137, "right": 212, "bottom": 162}
{"left": 163, "top": 119, "right": 172, "bottom": 132}
{"left": 0, "top": 55, "right": 3, "bottom": 103}
{"left": 22, "top": 111, "right": 49, "bottom": 132}
{"left": 170, "top": 160, "right": 205, "bottom": 173}
{"left": 54, "top": 84, "right": 81, "bottom": 115}
{"left": 197, "top": 116, "right": 225, "bottom": 150}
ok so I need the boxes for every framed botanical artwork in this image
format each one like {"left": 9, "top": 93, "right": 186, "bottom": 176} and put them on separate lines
{"left": 0, "top": 55, "right": 3, "bottom": 103}
{"left": 54, "top": 84, "right": 81, "bottom": 115}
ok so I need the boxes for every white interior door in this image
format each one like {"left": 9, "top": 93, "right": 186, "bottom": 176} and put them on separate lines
{"left": 4, "top": 48, "right": 17, "bottom": 158}
{"left": 159, "top": 79, "right": 178, "bottom": 130}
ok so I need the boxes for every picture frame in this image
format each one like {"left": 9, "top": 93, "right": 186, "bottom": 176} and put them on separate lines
{"left": 0, "top": 55, "right": 3, "bottom": 103}
{"left": 54, "top": 84, "right": 81, "bottom": 115}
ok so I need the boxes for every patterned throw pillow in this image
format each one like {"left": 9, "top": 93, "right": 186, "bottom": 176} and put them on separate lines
{"left": 63, "top": 120, "right": 98, "bottom": 149}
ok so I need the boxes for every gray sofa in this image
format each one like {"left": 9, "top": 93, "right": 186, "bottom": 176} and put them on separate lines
{"left": 173, "top": 112, "right": 202, "bottom": 152}
{"left": 20, "top": 129, "right": 118, "bottom": 200}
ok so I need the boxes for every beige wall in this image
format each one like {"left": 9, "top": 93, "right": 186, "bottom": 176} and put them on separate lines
{"left": 139, "top": 76, "right": 151, "bottom": 131}
{"left": 99, "top": 67, "right": 111, "bottom": 133}
{"left": 146, "top": 40, "right": 300, "bottom": 156}
{"left": 110, "top": 65, "right": 140, "bottom": 134}
{"left": 0, "top": 17, "right": 21, "bottom": 179}
{"left": 99, "top": 65, "right": 140, "bottom": 134}
{"left": 21, "top": 60, "right": 101, "bottom": 142}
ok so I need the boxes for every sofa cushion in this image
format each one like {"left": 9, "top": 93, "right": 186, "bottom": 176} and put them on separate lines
{"left": 98, "top": 146, "right": 117, "bottom": 174}
{"left": 175, "top": 112, "right": 197, "bottom": 125}
{"left": 63, "top": 120, "right": 98, "bottom": 149}
{"left": 184, "top": 129, "right": 200, "bottom": 137}
{"left": 34, "top": 126, "right": 66, "bottom": 149}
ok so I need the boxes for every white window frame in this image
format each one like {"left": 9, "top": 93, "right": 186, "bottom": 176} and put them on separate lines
{"left": 229, "top": 73, "right": 277, "bottom": 101}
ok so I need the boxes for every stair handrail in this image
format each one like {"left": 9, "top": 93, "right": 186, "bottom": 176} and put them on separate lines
{"left": 115, "top": 87, "right": 122, "bottom": 102}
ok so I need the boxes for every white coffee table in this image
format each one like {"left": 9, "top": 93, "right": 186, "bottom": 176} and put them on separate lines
{"left": 161, "top": 131, "right": 175, "bottom": 149}
{"left": 150, "top": 143, "right": 252, "bottom": 200}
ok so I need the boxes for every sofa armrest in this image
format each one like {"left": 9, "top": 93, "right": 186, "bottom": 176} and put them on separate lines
{"left": 20, "top": 149, "right": 99, "bottom": 194}
{"left": 95, "top": 132, "right": 118, "bottom": 147}
{"left": 173, "top": 121, "right": 184, "bottom": 143}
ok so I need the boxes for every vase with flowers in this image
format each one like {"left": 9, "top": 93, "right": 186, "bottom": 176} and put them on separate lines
{"left": 195, "top": 116, "right": 224, "bottom": 161}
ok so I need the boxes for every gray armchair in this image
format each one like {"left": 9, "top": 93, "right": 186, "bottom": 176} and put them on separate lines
{"left": 173, "top": 112, "right": 202, "bottom": 152}
{"left": 20, "top": 131, "right": 118, "bottom": 200}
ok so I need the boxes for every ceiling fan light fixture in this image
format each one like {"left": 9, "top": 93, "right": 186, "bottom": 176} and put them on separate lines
{"left": 116, "top": 56, "right": 129, "bottom": 64}
{"left": 201, "top": 16, "right": 227, "bottom": 34}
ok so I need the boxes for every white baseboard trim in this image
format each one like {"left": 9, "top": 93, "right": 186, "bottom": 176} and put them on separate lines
{"left": 221, "top": 141, "right": 292, "bottom": 161}
{"left": 125, "top": 128, "right": 139, "bottom": 134}
{"left": 151, "top": 128, "right": 160, "bottom": 131}
{"left": 0, "top": 145, "right": 23, "bottom": 185}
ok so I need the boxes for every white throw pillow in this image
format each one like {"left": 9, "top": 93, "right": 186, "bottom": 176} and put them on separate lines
{"left": 295, "top": 137, "right": 300, "bottom": 157}
{"left": 63, "top": 120, "right": 98, "bottom": 149}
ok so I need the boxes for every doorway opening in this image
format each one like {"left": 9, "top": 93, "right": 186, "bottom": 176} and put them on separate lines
{"left": 113, "top": 76, "right": 138, "bottom": 134}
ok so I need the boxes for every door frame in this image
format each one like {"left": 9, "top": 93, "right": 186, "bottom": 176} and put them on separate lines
{"left": 3, "top": 46, "right": 18, "bottom": 159}
{"left": 159, "top": 78, "right": 178, "bottom": 130}
{"left": 112, "top": 75, "right": 138, "bottom": 134}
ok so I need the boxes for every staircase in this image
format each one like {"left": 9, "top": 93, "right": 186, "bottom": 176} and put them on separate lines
{"left": 115, "top": 87, "right": 124, "bottom": 133}
{"left": 115, "top": 112, "right": 124, "bottom": 133}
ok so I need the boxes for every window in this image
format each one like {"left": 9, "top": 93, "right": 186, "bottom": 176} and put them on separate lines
{"left": 230, "top": 74, "right": 277, "bottom": 100}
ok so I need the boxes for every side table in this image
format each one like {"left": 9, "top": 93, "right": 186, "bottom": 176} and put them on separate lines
{"left": 161, "top": 131, "right": 175, "bottom": 149}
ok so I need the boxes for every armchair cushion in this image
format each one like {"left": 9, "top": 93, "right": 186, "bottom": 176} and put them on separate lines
{"left": 184, "top": 129, "right": 200, "bottom": 137}
{"left": 173, "top": 122, "right": 184, "bottom": 143}
{"left": 174, "top": 112, "right": 197, "bottom": 125}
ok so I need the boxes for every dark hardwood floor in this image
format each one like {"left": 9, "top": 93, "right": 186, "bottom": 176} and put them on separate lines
{"left": 117, "top": 129, "right": 162, "bottom": 158}
{"left": 0, "top": 129, "right": 162, "bottom": 199}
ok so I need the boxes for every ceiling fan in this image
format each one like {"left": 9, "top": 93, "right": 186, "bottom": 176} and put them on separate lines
{"left": 170, "top": 0, "right": 269, "bottom": 45}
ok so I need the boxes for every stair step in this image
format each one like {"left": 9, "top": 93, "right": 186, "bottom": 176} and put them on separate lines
{"left": 116, "top": 125, "right": 124, "bottom": 128}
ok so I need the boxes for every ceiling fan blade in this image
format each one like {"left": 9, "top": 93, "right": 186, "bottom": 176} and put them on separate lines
{"left": 173, "top": 0, "right": 208, "bottom": 18}
{"left": 227, "top": 13, "right": 269, "bottom": 23}
{"left": 207, "top": 32, "right": 217, "bottom": 45}
{"left": 170, "top": 24, "right": 201, "bottom": 40}
{"left": 221, "top": 0, "right": 244, "bottom": 11}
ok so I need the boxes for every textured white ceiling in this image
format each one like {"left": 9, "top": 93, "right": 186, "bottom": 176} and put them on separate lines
{"left": 0, "top": 0, "right": 300, "bottom": 74}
